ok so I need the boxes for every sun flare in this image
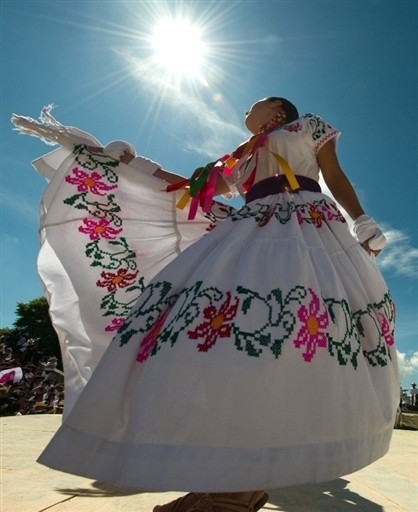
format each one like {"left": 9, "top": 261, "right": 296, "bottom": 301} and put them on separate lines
{"left": 151, "top": 17, "right": 207, "bottom": 82}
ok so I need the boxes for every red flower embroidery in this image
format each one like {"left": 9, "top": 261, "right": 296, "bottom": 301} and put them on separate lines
{"left": 294, "top": 288, "right": 329, "bottom": 362}
{"left": 188, "top": 292, "right": 239, "bottom": 352}
{"left": 379, "top": 313, "right": 394, "bottom": 346}
{"left": 307, "top": 203, "right": 324, "bottom": 227}
{"left": 66, "top": 167, "right": 117, "bottom": 195}
{"left": 96, "top": 268, "right": 139, "bottom": 292}
{"left": 206, "top": 223, "right": 217, "bottom": 232}
{"left": 284, "top": 122, "right": 302, "bottom": 133}
{"left": 321, "top": 203, "right": 346, "bottom": 223}
{"left": 137, "top": 309, "right": 171, "bottom": 363}
{"left": 105, "top": 317, "right": 126, "bottom": 332}
{"left": 78, "top": 218, "right": 122, "bottom": 240}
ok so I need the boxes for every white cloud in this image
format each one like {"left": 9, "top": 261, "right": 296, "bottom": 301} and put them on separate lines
{"left": 410, "top": 352, "right": 418, "bottom": 367}
{"left": 378, "top": 228, "right": 418, "bottom": 278}
{"left": 397, "top": 350, "right": 418, "bottom": 383}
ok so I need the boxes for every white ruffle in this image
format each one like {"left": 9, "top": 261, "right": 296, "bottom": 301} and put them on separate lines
{"left": 11, "top": 105, "right": 102, "bottom": 147}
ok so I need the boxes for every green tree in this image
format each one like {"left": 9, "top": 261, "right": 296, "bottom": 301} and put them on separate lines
{"left": 12, "top": 297, "right": 61, "bottom": 366}
{"left": 0, "top": 327, "right": 20, "bottom": 345}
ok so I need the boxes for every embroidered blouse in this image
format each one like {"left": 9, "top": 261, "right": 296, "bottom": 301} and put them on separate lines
{"left": 224, "top": 114, "right": 340, "bottom": 198}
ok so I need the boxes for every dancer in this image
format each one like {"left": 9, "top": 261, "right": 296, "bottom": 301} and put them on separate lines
{"left": 19, "top": 98, "right": 399, "bottom": 511}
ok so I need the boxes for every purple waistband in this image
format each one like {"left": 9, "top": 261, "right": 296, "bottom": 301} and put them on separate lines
{"left": 245, "top": 175, "right": 321, "bottom": 204}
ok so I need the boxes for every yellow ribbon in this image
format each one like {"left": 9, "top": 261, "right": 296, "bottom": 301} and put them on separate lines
{"left": 176, "top": 189, "right": 192, "bottom": 210}
{"left": 269, "top": 151, "right": 300, "bottom": 190}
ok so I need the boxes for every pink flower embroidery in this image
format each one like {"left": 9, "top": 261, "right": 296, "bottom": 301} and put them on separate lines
{"left": 78, "top": 218, "right": 122, "bottom": 240}
{"left": 294, "top": 288, "right": 329, "bottom": 362}
{"left": 66, "top": 167, "right": 117, "bottom": 195}
{"left": 379, "top": 313, "right": 394, "bottom": 346}
{"left": 136, "top": 309, "right": 171, "bottom": 363}
{"left": 105, "top": 317, "right": 126, "bottom": 332}
{"left": 188, "top": 292, "right": 239, "bottom": 352}
{"left": 321, "top": 203, "right": 346, "bottom": 223}
{"left": 96, "top": 268, "right": 139, "bottom": 292}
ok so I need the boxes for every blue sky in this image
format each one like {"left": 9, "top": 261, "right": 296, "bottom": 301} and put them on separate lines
{"left": 1, "top": 0, "right": 417, "bottom": 389}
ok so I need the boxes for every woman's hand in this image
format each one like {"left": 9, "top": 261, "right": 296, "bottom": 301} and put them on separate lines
{"left": 353, "top": 214, "right": 386, "bottom": 257}
{"left": 361, "top": 239, "right": 381, "bottom": 257}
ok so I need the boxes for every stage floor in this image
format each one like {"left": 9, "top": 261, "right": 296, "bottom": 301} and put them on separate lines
{"left": 1, "top": 415, "right": 417, "bottom": 512}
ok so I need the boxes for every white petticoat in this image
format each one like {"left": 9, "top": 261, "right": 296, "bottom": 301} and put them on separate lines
{"left": 38, "top": 187, "right": 398, "bottom": 492}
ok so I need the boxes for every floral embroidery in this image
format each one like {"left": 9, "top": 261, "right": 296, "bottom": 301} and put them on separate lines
{"left": 297, "top": 203, "right": 324, "bottom": 227}
{"left": 307, "top": 204, "right": 324, "bottom": 227}
{"left": 258, "top": 205, "right": 277, "bottom": 226}
{"left": 65, "top": 167, "right": 117, "bottom": 195}
{"left": 325, "top": 297, "right": 361, "bottom": 368}
{"left": 126, "top": 279, "right": 394, "bottom": 370}
{"left": 355, "top": 292, "right": 396, "bottom": 367}
{"left": 283, "top": 122, "right": 302, "bottom": 133}
{"left": 96, "top": 268, "right": 139, "bottom": 292}
{"left": 230, "top": 198, "right": 345, "bottom": 228}
{"left": 304, "top": 113, "right": 327, "bottom": 141}
{"left": 136, "top": 309, "right": 171, "bottom": 362}
{"left": 379, "top": 313, "right": 395, "bottom": 346}
{"left": 320, "top": 202, "right": 346, "bottom": 223}
{"left": 62, "top": 147, "right": 232, "bottom": 336}
{"left": 61, "top": 145, "right": 146, "bottom": 332}
{"left": 105, "top": 317, "right": 126, "bottom": 332}
{"left": 79, "top": 218, "right": 123, "bottom": 240}
{"left": 293, "top": 288, "right": 329, "bottom": 362}
{"left": 188, "top": 292, "right": 240, "bottom": 352}
{"left": 302, "top": 113, "right": 339, "bottom": 152}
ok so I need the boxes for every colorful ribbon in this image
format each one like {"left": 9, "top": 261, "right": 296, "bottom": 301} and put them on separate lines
{"left": 166, "top": 132, "right": 300, "bottom": 219}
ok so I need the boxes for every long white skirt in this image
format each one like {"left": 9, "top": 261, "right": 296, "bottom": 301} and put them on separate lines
{"left": 38, "top": 184, "right": 398, "bottom": 492}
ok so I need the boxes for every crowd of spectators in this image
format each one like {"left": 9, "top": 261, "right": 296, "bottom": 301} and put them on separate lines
{"left": 1, "top": 333, "right": 417, "bottom": 419}
{"left": 0, "top": 335, "right": 64, "bottom": 416}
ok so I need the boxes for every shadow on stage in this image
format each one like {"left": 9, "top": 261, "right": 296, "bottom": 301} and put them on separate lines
{"left": 267, "top": 478, "right": 383, "bottom": 511}
{"left": 55, "top": 478, "right": 383, "bottom": 511}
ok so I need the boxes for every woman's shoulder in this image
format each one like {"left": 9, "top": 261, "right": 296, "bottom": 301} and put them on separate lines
{"left": 292, "top": 114, "right": 339, "bottom": 141}
{"left": 294, "top": 113, "right": 327, "bottom": 130}
{"left": 278, "top": 113, "right": 325, "bottom": 134}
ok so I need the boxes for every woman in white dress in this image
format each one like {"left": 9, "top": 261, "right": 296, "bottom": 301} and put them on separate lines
{"left": 35, "top": 97, "right": 398, "bottom": 512}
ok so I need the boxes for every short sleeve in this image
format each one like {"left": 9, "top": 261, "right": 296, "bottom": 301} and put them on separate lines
{"left": 302, "top": 114, "right": 340, "bottom": 154}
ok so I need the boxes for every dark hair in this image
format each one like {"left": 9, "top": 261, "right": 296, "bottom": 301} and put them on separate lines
{"left": 266, "top": 97, "right": 299, "bottom": 123}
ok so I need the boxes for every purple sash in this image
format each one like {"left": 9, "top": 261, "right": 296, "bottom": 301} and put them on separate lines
{"left": 246, "top": 175, "right": 321, "bottom": 204}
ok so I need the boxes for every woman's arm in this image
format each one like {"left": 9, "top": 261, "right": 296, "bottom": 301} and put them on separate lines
{"left": 88, "top": 146, "right": 230, "bottom": 194}
{"left": 317, "top": 140, "right": 365, "bottom": 221}
{"left": 317, "top": 140, "right": 384, "bottom": 256}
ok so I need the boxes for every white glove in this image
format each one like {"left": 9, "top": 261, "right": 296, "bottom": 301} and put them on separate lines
{"left": 353, "top": 214, "right": 386, "bottom": 251}
{"left": 103, "top": 140, "right": 136, "bottom": 160}
{"left": 129, "top": 155, "right": 161, "bottom": 176}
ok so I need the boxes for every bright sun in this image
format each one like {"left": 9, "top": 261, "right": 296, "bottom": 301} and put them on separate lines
{"left": 151, "top": 17, "right": 207, "bottom": 82}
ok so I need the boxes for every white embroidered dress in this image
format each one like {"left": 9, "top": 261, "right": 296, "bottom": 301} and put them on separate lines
{"left": 23, "top": 113, "right": 398, "bottom": 491}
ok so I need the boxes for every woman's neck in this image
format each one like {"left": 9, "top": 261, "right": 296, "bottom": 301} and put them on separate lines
{"left": 260, "top": 113, "right": 287, "bottom": 134}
